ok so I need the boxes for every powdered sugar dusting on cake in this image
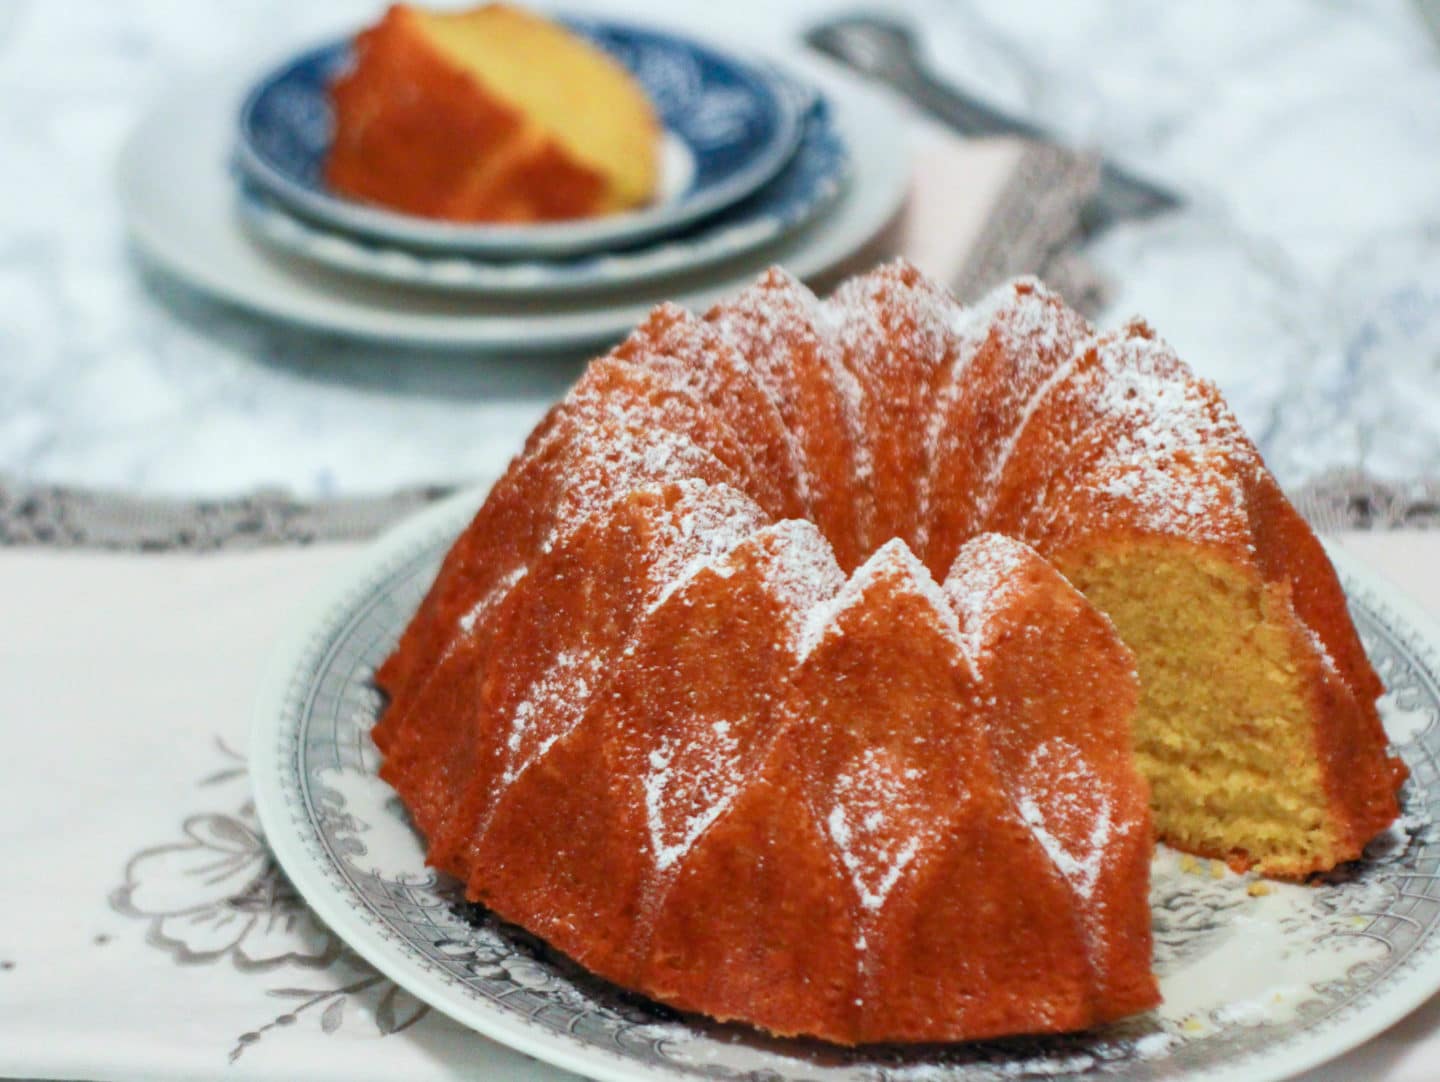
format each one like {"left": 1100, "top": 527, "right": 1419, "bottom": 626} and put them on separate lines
{"left": 798, "top": 539, "right": 963, "bottom": 660}
{"left": 711, "top": 267, "right": 875, "bottom": 498}
{"left": 1080, "top": 331, "right": 1253, "bottom": 541}
{"left": 629, "top": 304, "right": 743, "bottom": 403}
{"left": 972, "top": 333, "right": 1100, "bottom": 523}
{"left": 914, "top": 281, "right": 1053, "bottom": 548}
{"left": 824, "top": 262, "right": 962, "bottom": 377}
{"left": 457, "top": 565, "right": 528, "bottom": 636}
{"left": 707, "top": 267, "right": 822, "bottom": 387}
{"left": 531, "top": 403, "right": 731, "bottom": 558}
{"left": 828, "top": 353, "right": 871, "bottom": 487}
{"left": 646, "top": 481, "right": 767, "bottom": 612}
{"left": 949, "top": 276, "right": 1051, "bottom": 347}
{"left": 644, "top": 721, "right": 743, "bottom": 872}
{"left": 1014, "top": 738, "right": 1119, "bottom": 902}
{"left": 1301, "top": 620, "right": 1341, "bottom": 679}
{"left": 503, "top": 480, "right": 763, "bottom": 788}
{"left": 943, "top": 533, "right": 1037, "bottom": 662}
{"left": 635, "top": 518, "right": 840, "bottom": 878}
{"left": 502, "top": 647, "right": 606, "bottom": 783}
{"left": 454, "top": 387, "right": 750, "bottom": 780}
{"left": 621, "top": 302, "right": 811, "bottom": 514}
{"left": 823, "top": 264, "right": 968, "bottom": 491}
{"left": 795, "top": 282, "right": 874, "bottom": 490}
{"left": 917, "top": 281, "right": 1098, "bottom": 563}
{"left": 824, "top": 747, "right": 937, "bottom": 915}
{"left": 970, "top": 315, "right": 1262, "bottom": 548}
{"left": 743, "top": 519, "right": 845, "bottom": 648}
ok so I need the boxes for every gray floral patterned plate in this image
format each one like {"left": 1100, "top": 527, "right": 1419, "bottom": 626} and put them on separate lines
{"left": 252, "top": 487, "right": 1440, "bottom": 1082}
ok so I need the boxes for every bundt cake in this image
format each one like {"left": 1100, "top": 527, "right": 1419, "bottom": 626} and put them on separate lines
{"left": 327, "top": 3, "right": 659, "bottom": 222}
{"left": 373, "top": 262, "right": 1405, "bottom": 1044}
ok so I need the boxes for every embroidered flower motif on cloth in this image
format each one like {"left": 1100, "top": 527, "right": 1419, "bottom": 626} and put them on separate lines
{"left": 110, "top": 739, "right": 429, "bottom": 1061}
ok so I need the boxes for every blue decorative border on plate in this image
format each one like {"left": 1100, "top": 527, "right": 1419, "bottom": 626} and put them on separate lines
{"left": 236, "top": 19, "right": 807, "bottom": 257}
{"left": 235, "top": 94, "right": 849, "bottom": 295}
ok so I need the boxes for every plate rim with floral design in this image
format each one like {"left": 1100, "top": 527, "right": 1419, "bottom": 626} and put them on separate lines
{"left": 251, "top": 485, "right": 1440, "bottom": 1082}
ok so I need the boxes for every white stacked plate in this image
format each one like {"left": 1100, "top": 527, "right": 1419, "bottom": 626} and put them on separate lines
{"left": 117, "top": 15, "right": 912, "bottom": 352}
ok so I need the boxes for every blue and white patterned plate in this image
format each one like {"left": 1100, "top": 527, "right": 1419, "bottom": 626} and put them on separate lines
{"left": 235, "top": 94, "right": 848, "bottom": 295}
{"left": 236, "top": 20, "right": 807, "bottom": 257}
{"left": 252, "top": 488, "right": 1440, "bottom": 1082}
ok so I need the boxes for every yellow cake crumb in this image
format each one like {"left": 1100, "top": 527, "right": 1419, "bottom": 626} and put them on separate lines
{"left": 1063, "top": 546, "right": 1345, "bottom": 879}
{"left": 1210, "top": 859, "right": 1226, "bottom": 879}
{"left": 1248, "top": 881, "right": 1272, "bottom": 897}
{"left": 415, "top": 4, "right": 659, "bottom": 213}
{"left": 1179, "top": 854, "right": 1201, "bottom": 874}
{"left": 1182, "top": 1017, "right": 1206, "bottom": 1033}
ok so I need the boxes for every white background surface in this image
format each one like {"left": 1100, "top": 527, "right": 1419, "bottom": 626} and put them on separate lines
{"left": 4, "top": 0, "right": 1440, "bottom": 496}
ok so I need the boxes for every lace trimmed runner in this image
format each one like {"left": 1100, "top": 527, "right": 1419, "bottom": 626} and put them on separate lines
{"left": 0, "top": 470, "right": 1433, "bottom": 552}
{"left": 0, "top": 476, "right": 452, "bottom": 551}
{"left": 1291, "top": 470, "right": 1440, "bottom": 533}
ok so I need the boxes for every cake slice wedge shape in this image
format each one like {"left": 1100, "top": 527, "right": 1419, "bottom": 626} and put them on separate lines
{"left": 988, "top": 321, "right": 1402, "bottom": 876}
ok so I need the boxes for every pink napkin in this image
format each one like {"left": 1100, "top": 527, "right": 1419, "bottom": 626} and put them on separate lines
{"left": 895, "top": 137, "right": 1104, "bottom": 310}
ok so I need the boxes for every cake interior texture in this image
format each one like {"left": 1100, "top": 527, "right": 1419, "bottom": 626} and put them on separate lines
{"left": 1060, "top": 543, "right": 1380, "bottom": 875}
{"left": 372, "top": 263, "right": 1405, "bottom": 1044}
{"left": 412, "top": 5, "right": 657, "bottom": 210}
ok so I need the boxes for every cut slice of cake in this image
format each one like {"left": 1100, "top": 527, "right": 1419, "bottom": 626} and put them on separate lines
{"left": 328, "top": 3, "right": 659, "bottom": 222}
